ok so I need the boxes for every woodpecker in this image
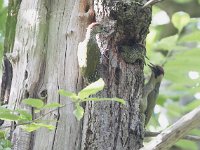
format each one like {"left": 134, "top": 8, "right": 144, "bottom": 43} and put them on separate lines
{"left": 77, "top": 22, "right": 102, "bottom": 81}
{"left": 140, "top": 63, "right": 164, "bottom": 126}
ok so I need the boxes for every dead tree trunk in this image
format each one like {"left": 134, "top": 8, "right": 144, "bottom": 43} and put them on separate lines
{"left": 1, "top": 0, "right": 151, "bottom": 150}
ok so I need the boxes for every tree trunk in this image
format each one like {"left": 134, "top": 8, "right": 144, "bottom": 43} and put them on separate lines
{"left": 1, "top": 0, "right": 152, "bottom": 150}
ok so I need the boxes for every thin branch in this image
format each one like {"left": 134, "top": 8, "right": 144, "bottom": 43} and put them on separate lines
{"left": 142, "top": 0, "right": 165, "bottom": 8}
{"left": 145, "top": 131, "right": 159, "bottom": 137}
{"left": 0, "top": 122, "right": 32, "bottom": 129}
{"left": 145, "top": 131, "right": 200, "bottom": 142}
{"left": 183, "top": 135, "right": 200, "bottom": 142}
{"left": 33, "top": 104, "right": 66, "bottom": 122}
{"left": 140, "top": 106, "right": 200, "bottom": 150}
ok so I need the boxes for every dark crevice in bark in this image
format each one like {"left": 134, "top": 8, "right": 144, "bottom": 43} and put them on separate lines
{"left": 24, "top": 70, "right": 28, "bottom": 80}
{"left": 113, "top": 104, "right": 121, "bottom": 150}
{"left": 24, "top": 90, "right": 29, "bottom": 98}
{"left": 0, "top": 57, "right": 13, "bottom": 105}
{"left": 64, "top": 49, "right": 67, "bottom": 78}
{"left": 52, "top": 82, "right": 61, "bottom": 150}
{"left": 75, "top": 118, "right": 83, "bottom": 150}
{"left": 29, "top": 132, "right": 35, "bottom": 150}
{"left": 29, "top": 61, "right": 47, "bottom": 150}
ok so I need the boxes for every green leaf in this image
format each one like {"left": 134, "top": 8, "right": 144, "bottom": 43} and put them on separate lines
{"left": 0, "top": 139, "right": 11, "bottom": 149}
{"left": 0, "top": 112, "right": 19, "bottom": 121}
{"left": 157, "top": 95, "right": 167, "bottom": 106}
{"left": 73, "top": 105, "right": 84, "bottom": 121}
{"left": 173, "top": 0, "right": 193, "bottom": 3}
{"left": 184, "top": 100, "right": 200, "bottom": 112}
{"left": 166, "top": 102, "right": 183, "bottom": 118}
{"left": 178, "top": 18, "right": 200, "bottom": 43}
{"left": 22, "top": 98, "right": 44, "bottom": 109}
{"left": 83, "top": 97, "right": 126, "bottom": 105}
{"left": 16, "top": 109, "right": 32, "bottom": 121}
{"left": 21, "top": 123, "right": 55, "bottom": 132}
{"left": 190, "top": 129, "right": 200, "bottom": 136}
{"left": 34, "top": 123, "right": 55, "bottom": 130}
{"left": 164, "top": 48, "right": 200, "bottom": 91}
{"left": 0, "top": 130, "right": 6, "bottom": 139}
{"left": 0, "top": 107, "right": 19, "bottom": 121}
{"left": 78, "top": 78, "right": 105, "bottom": 99}
{"left": 21, "top": 123, "right": 41, "bottom": 132}
{"left": 43, "top": 103, "right": 63, "bottom": 109}
{"left": 175, "top": 139, "right": 198, "bottom": 150}
{"left": 34, "top": 119, "right": 57, "bottom": 124}
{"left": 34, "top": 109, "right": 41, "bottom": 113}
{"left": 0, "top": 107, "right": 12, "bottom": 113}
{"left": 58, "top": 89, "right": 78, "bottom": 101}
{"left": 172, "top": 12, "right": 190, "bottom": 32}
{"left": 179, "top": 30, "right": 200, "bottom": 43}
{"left": 3, "top": 148, "right": 12, "bottom": 150}
{"left": 154, "top": 35, "right": 178, "bottom": 51}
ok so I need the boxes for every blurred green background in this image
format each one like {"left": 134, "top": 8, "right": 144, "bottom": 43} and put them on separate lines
{"left": 0, "top": 0, "right": 7, "bottom": 74}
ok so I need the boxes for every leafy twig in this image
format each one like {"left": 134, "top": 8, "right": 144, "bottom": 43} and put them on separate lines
{"left": 0, "top": 103, "right": 70, "bottom": 129}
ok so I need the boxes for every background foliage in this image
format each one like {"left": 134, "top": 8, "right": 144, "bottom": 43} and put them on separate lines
{"left": 145, "top": 0, "right": 200, "bottom": 149}
{"left": 0, "top": 0, "right": 7, "bottom": 72}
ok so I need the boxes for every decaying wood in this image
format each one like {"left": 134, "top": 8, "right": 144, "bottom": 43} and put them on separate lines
{"left": 7, "top": 0, "right": 85, "bottom": 149}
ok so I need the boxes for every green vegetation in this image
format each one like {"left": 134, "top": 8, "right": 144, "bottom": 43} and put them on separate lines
{"left": 145, "top": 5, "right": 200, "bottom": 150}
{"left": 0, "top": 99, "right": 62, "bottom": 132}
{"left": 59, "top": 78, "right": 125, "bottom": 120}
{"left": 0, "top": 78, "right": 125, "bottom": 149}
{"left": 0, "top": 98, "right": 62, "bottom": 149}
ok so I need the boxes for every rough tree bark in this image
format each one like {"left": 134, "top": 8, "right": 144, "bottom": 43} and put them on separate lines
{"left": 1, "top": 0, "right": 151, "bottom": 149}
